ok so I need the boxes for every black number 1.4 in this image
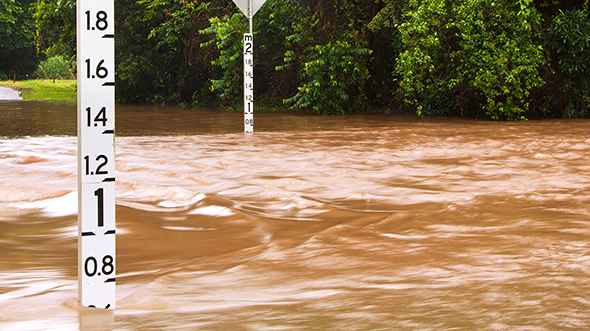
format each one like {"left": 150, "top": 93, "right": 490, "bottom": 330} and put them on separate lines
{"left": 86, "top": 107, "right": 107, "bottom": 127}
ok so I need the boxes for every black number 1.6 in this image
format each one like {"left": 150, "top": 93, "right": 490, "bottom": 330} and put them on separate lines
{"left": 85, "top": 59, "right": 108, "bottom": 79}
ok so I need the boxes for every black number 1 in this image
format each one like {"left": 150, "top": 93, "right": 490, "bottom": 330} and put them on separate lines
{"left": 94, "top": 188, "right": 104, "bottom": 227}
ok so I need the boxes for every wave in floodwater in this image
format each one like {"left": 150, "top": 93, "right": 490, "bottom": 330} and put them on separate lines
{"left": 1, "top": 104, "right": 590, "bottom": 330}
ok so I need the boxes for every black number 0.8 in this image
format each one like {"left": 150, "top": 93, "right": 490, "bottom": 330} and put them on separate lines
{"left": 84, "top": 255, "right": 114, "bottom": 277}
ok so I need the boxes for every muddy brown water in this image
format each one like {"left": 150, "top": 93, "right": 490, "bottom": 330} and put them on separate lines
{"left": 1, "top": 100, "right": 590, "bottom": 330}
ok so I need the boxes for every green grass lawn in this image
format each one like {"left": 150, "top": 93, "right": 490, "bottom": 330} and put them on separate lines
{"left": 0, "top": 79, "right": 77, "bottom": 100}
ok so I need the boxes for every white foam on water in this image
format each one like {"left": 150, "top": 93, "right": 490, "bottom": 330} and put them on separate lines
{"left": 189, "top": 205, "right": 234, "bottom": 217}
{"left": 161, "top": 225, "right": 216, "bottom": 232}
{"left": 9, "top": 191, "right": 77, "bottom": 217}
{"left": 0, "top": 320, "right": 77, "bottom": 331}
{"left": 157, "top": 193, "right": 205, "bottom": 208}
{"left": 380, "top": 233, "right": 430, "bottom": 240}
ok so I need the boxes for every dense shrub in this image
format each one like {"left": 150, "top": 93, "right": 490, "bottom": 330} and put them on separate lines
{"left": 34, "top": 55, "right": 75, "bottom": 82}
{"left": 396, "top": 0, "right": 545, "bottom": 120}
{"left": 543, "top": 4, "right": 590, "bottom": 117}
{"left": 282, "top": 37, "right": 372, "bottom": 115}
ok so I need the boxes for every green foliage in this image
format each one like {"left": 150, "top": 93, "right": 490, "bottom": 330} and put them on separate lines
{"left": 283, "top": 37, "right": 372, "bottom": 115}
{"left": 0, "top": 0, "right": 37, "bottom": 75}
{"left": 142, "top": 0, "right": 207, "bottom": 47}
{"left": 397, "top": 0, "right": 545, "bottom": 120}
{"left": 201, "top": 13, "right": 247, "bottom": 106}
{"left": 543, "top": 2, "right": 590, "bottom": 117}
{"left": 34, "top": 55, "right": 75, "bottom": 81}
{"left": 116, "top": 0, "right": 221, "bottom": 105}
{"left": 10, "top": 0, "right": 587, "bottom": 119}
{"left": 200, "top": 0, "right": 303, "bottom": 108}
{"left": 33, "top": 0, "right": 76, "bottom": 58}
{"left": 250, "top": 0, "right": 305, "bottom": 104}
{"left": 278, "top": 0, "right": 376, "bottom": 115}
{"left": 366, "top": 1, "right": 407, "bottom": 110}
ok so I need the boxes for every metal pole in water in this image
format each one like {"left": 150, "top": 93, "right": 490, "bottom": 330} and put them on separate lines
{"left": 77, "top": 0, "right": 116, "bottom": 309}
{"left": 249, "top": 0, "right": 253, "bottom": 34}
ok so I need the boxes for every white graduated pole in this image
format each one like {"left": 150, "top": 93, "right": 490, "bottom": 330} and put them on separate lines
{"left": 231, "top": 0, "right": 268, "bottom": 133}
{"left": 244, "top": 34, "right": 254, "bottom": 132}
{"left": 77, "top": 0, "right": 116, "bottom": 309}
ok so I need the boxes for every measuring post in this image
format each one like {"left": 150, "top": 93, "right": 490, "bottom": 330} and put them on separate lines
{"left": 244, "top": 33, "right": 254, "bottom": 133}
{"left": 231, "top": 0, "right": 267, "bottom": 133}
{"left": 77, "top": 0, "right": 116, "bottom": 309}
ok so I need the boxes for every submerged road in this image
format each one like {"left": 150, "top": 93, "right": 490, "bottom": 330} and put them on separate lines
{"left": 0, "top": 86, "right": 22, "bottom": 100}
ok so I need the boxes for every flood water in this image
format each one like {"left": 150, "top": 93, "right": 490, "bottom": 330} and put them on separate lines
{"left": 1, "top": 100, "right": 590, "bottom": 330}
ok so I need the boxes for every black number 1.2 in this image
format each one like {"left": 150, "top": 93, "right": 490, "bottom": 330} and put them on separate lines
{"left": 94, "top": 188, "right": 104, "bottom": 227}
{"left": 84, "top": 154, "right": 109, "bottom": 175}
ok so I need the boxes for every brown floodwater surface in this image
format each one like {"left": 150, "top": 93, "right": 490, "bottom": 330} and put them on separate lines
{"left": 1, "top": 101, "right": 590, "bottom": 330}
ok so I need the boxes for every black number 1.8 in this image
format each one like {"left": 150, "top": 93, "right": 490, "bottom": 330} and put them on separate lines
{"left": 86, "top": 10, "right": 108, "bottom": 31}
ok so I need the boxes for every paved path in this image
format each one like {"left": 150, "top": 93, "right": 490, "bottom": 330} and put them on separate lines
{"left": 0, "top": 86, "right": 22, "bottom": 100}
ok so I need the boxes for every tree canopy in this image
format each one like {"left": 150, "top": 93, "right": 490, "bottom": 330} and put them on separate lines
{"left": 13, "top": 0, "right": 590, "bottom": 119}
{"left": 0, "top": 0, "right": 37, "bottom": 78}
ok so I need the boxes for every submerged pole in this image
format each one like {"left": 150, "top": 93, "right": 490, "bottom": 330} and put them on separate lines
{"left": 243, "top": 0, "right": 254, "bottom": 133}
{"left": 77, "top": 0, "right": 117, "bottom": 309}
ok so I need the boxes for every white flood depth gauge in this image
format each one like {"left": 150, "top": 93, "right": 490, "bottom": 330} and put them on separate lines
{"left": 244, "top": 34, "right": 254, "bottom": 132}
{"left": 232, "top": 0, "right": 268, "bottom": 133}
{"left": 77, "top": 0, "right": 116, "bottom": 309}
